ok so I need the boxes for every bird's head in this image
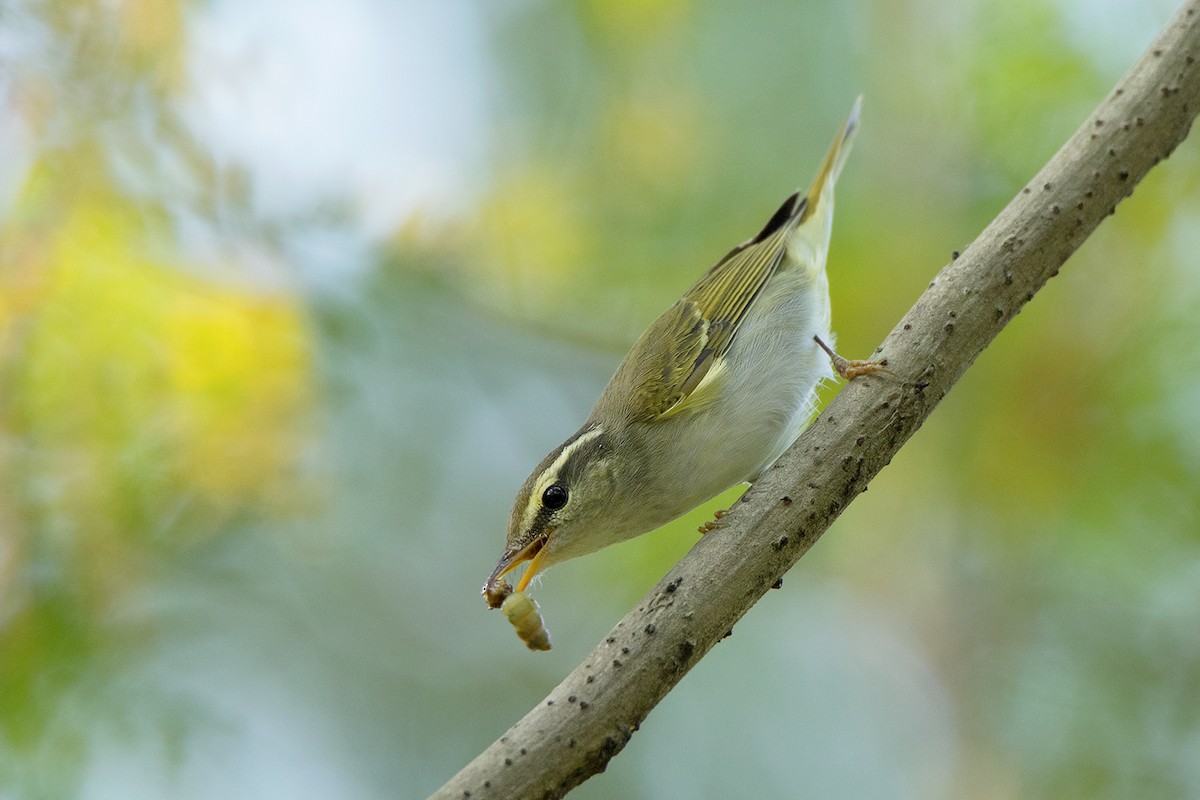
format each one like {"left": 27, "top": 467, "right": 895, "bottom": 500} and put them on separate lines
{"left": 486, "top": 426, "right": 620, "bottom": 595}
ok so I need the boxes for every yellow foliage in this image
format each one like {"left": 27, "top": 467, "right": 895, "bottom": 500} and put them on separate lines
{"left": 467, "top": 166, "right": 592, "bottom": 312}
{"left": 164, "top": 283, "right": 312, "bottom": 508}
{"left": 602, "top": 90, "right": 703, "bottom": 192}
{"left": 3, "top": 198, "right": 314, "bottom": 550}
{"left": 582, "top": 0, "right": 691, "bottom": 47}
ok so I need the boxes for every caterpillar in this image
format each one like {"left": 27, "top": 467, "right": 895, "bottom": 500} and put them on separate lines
{"left": 501, "top": 591, "right": 552, "bottom": 651}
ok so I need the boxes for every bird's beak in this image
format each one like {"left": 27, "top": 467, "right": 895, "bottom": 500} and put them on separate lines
{"left": 487, "top": 533, "right": 551, "bottom": 594}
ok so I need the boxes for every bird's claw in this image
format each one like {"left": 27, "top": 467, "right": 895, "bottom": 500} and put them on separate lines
{"left": 814, "top": 335, "right": 892, "bottom": 380}
{"left": 697, "top": 508, "right": 728, "bottom": 535}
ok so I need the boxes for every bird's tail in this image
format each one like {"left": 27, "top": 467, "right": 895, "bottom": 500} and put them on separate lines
{"left": 743, "top": 96, "right": 862, "bottom": 250}
{"left": 800, "top": 94, "right": 862, "bottom": 223}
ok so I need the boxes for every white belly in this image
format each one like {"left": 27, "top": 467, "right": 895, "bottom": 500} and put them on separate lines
{"left": 657, "top": 267, "right": 834, "bottom": 516}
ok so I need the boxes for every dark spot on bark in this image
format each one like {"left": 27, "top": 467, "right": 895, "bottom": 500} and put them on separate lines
{"left": 579, "top": 701, "right": 589, "bottom": 710}
{"left": 944, "top": 322, "right": 955, "bottom": 333}
{"left": 547, "top": 700, "right": 554, "bottom": 706}
{"left": 1136, "top": 117, "right": 1145, "bottom": 126}
{"left": 903, "top": 323, "right": 912, "bottom": 330}
{"left": 773, "top": 535, "right": 789, "bottom": 551}
{"left": 1154, "top": 48, "right": 1163, "bottom": 56}
{"left": 568, "top": 695, "right": 577, "bottom": 703}
{"left": 1043, "top": 182, "right": 1052, "bottom": 191}
{"left": 679, "top": 640, "right": 695, "bottom": 662}
{"left": 606, "top": 636, "right": 615, "bottom": 644}
{"left": 621, "top": 647, "right": 630, "bottom": 655}
{"left": 644, "top": 623, "right": 656, "bottom": 635}
{"left": 586, "top": 675, "right": 594, "bottom": 684}
{"left": 721, "top": 629, "right": 733, "bottom": 640}
{"left": 666, "top": 578, "right": 681, "bottom": 593}
{"left": 567, "top": 739, "right": 575, "bottom": 749}
{"left": 1094, "top": 118, "right": 1104, "bottom": 127}
{"left": 504, "top": 758, "right": 513, "bottom": 767}
{"left": 951, "top": 250, "right": 960, "bottom": 259}
{"left": 1118, "top": 170, "right": 1129, "bottom": 180}
{"left": 612, "top": 659, "right": 622, "bottom": 668}
{"left": 781, "top": 495, "right": 792, "bottom": 505}
{"left": 856, "top": 435, "right": 865, "bottom": 446}
{"left": 995, "top": 306, "right": 1005, "bottom": 319}
{"left": 1004, "top": 271, "right": 1014, "bottom": 285}
{"left": 1076, "top": 201, "right": 1085, "bottom": 210}
{"left": 771, "top": 578, "right": 783, "bottom": 589}
{"left": 1051, "top": 204, "right": 1060, "bottom": 214}
{"left": 1022, "top": 186, "right": 1031, "bottom": 193}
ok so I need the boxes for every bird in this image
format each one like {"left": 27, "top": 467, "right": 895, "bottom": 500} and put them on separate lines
{"left": 484, "top": 96, "right": 882, "bottom": 605}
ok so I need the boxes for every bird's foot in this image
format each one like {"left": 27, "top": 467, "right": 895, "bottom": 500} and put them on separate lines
{"left": 697, "top": 508, "right": 727, "bottom": 535}
{"left": 814, "top": 335, "right": 892, "bottom": 380}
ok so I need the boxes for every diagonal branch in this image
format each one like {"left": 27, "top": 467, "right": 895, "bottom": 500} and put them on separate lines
{"left": 434, "top": 3, "right": 1200, "bottom": 797}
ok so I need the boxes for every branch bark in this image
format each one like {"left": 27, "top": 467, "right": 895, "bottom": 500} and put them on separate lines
{"left": 434, "top": 4, "right": 1200, "bottom": 797}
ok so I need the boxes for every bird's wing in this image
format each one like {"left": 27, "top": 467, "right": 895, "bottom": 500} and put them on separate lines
{"left": 592, "top": 98, "right": 862, "bottom": 425}
{"left": 606, "top": 201, "right": 801, "bottom": 423}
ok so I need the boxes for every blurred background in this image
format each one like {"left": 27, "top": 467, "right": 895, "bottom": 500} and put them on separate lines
{"left": 2, "top": 0, "right": 1199, "bottom": 798}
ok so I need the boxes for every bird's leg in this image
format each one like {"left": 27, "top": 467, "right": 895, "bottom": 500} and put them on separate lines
{"left": 697, "top": 508, "right": 727, "bottom": 535}
{"left": 814, "top": 335, "right": 892, "bottom": 380}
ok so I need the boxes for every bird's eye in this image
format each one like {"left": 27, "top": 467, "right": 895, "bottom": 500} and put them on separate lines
{"left": 542, "top": 483, "right": 569, "bottom": 510}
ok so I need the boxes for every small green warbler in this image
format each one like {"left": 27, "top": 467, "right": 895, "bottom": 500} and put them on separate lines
{"left": 484, "top": 96, "right": 881, "bottom": 606}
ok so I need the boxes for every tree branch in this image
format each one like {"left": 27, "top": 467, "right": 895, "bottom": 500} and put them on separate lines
{"left": 433, "top": 4, "right": 1200, "bottom": 797}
